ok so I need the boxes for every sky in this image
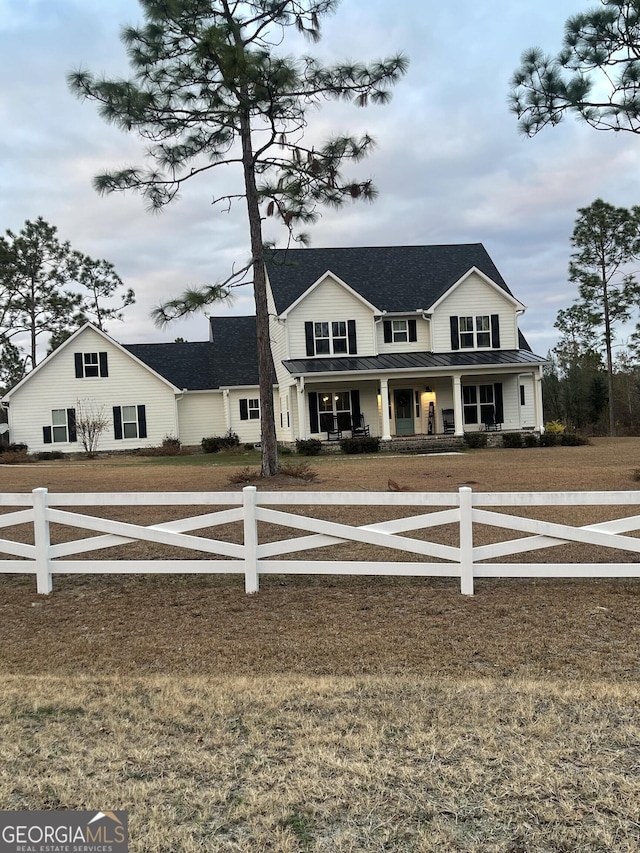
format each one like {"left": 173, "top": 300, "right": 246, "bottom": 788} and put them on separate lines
{"left": 3, "top": 0, "right": 640, "bottom": 360}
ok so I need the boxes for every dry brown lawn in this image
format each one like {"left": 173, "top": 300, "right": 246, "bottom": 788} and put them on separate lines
{"left": 1, "top": 439, "right": 640, "bottom": 851}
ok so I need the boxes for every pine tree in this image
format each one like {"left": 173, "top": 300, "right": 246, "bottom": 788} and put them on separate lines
{"left": 68, "top": 0, "right": 407, "bottom": 477}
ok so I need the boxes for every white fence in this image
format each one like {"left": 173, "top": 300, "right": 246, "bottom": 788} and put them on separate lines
{"left": 1, "top": 486, "right": 640, "bottom": 595}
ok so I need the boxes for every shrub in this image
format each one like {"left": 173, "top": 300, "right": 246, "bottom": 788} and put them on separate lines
{"left": 523, "top": 433, "right": 538, "bottom": 448}
{"left": 0, "top": 449, "right": 33, "bottom": 463}
{"left": 35, "top": 450, "right": 66, "bottom": 460}
{"left": 201, "top": 430, "right": 240, "bottom": 454}
{"left": 243, "top": 442, "right": 258, "bottom": 451}
{"left": 539, "top": 432, "right": 559, "bottom": 447}
{"left": 162, "top": 435, "right": 182, "bottom": 452}
{"left": 1, "top": 443, "right": 28, "bottom": 454}
{"left": 295, "top": 438, "right": 322, "bottom": 456}
{"left": 339, "top": 436, "right": 381, "bottom": 454}
{"left": 502, "top": 433, "right": 523, "bottom": 449}
{"left": 545, "top": 420, "right": 566, "bottom": 435}
{"left": 464, "top": 432, "right": 487, "bottom": 449}
{"left": 137, "top": 435, "right": 186, "bottom": 457}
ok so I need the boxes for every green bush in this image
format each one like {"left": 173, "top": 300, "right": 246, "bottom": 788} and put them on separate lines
{"left": 501, "top": 433, "right": 523, "bottom": 449}
{"left": 539, "top": 433, "right": 559, "bottom": 447}
{"left": 201, "top": 430, "right": 240, "bottom": 454}
{"left": 35, "top": 450, "right": 66, "bottom": 460}
{"left": 561, "top": 433, "right": 589, "bottom": 446}
{"left": 339, "top": 436, "right": 381, "bottom": 454}
{"left": 464, "top": 432, "right": 487, "bottom": 449}
{"left": 295, "top": 438, "right": 322, "bottom": 456}
{"left": 523, "top": 433, "right": 538, "bottom": 448}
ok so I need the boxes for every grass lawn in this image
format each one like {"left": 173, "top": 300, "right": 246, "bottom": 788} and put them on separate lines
{"left": 1, "top": 438, "right": 640, "bottom": 851}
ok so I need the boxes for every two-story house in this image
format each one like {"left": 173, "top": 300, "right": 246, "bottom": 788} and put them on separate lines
{"left": 1, "top": 244, "right": 546, "bottom": 451}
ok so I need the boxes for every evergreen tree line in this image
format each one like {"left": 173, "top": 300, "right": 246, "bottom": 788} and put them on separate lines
{"left": 542, "top": 199, "right": 640, "bottom": 436}
{"left": 0, "top": 217, "right": 134, "bottom": 395}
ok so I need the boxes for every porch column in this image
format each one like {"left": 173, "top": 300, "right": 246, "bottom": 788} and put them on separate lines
{"left": 222, "top": 389, "right": 231, "bottom": 432}
{"left": 534, "top": 367, "right": 545, "bottom": 432}
{"left": 452, "top": 373, "right": 464, "bottom": 436}
{"left": 296, "top": 378, "right": 306, "bottom": 440}
{"left": 380, "top": 378, "right": 392, "bottom": 441}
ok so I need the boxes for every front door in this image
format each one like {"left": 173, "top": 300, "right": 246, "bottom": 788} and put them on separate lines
{"left": 394, "top": 389, "right": 414, "bottom": 435}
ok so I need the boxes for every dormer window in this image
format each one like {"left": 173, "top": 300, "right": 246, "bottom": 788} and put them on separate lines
{"left": 450, "top": 315, "right": 500, "bottom": 350}
{"left": 305, "top": 321, "right": 357, "bottom": 356}
{"left": 459, "top": 316, "right": 490, "bottom": 349}
{"left": 383, "top": 319, "right": 417, "bottom": 344}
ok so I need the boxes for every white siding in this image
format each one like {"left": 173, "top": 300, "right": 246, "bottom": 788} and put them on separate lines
{"left": 431, "top": 272, "right": 519, "bottom": 352}
{"left": 518, "top": 373, "right": 536, "bottom": 428}
{"left": 178, "top": 392, "right": 225, "bottom": 446}
{"left": 228, "top": 388, "right": 263, "bottom": 443}
{"left": 266, "top": 277, "right": 294, "bottom": 390}
{"left": 287, "top": 275, "right": 376, "bottom": 359}
{"left": 7, "top": 327, "right": 178, "bottom": 453}
{"left": 377, "top": 316, "right": 431, "bottom": 353}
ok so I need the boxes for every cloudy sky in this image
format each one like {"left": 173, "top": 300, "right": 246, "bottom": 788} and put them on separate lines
{"left": 3, "top": 0, "right": 640, "bottom": 359}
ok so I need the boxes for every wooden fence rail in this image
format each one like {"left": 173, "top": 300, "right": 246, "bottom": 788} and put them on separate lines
{"left": 1, "top": 487, "right": 640, "bottom": 595}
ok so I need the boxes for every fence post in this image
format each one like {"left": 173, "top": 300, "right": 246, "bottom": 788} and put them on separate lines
{"left": 459, "top": 486, "right": 474, "bottom": 595}
{"left": 33, "top": 488, "right": 52, "bottom": 594}
{"left": 243, "top": 486, "right": 259, "bottom": 594}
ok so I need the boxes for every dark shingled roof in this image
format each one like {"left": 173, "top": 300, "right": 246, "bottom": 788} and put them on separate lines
{"left": 125, "top": 316, "right": 272, "bottom": 390}
{"left": 283, "top": 349, "right": 546, "bottom": 377}
{"left": 265, "top": 244, "right": 515, "bottom": 314}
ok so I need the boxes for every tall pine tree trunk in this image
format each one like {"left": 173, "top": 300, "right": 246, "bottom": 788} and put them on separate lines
{"left": 240, "top": 109, "right": 279, "bottom": 477}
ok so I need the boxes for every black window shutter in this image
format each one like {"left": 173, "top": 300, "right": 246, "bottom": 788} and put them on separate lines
{"left": 305, "top": 322, "right": 315, "bottom": 357}
{"left": 239, "top": 399, "right": 249, "bottom": 420}
{"left": 520, "top": 385, "right": 525, "bottom": 406}
{"left": 491, "top": 314, "right": 500, "bottom": 348}
{"left": 99, "top": 352, "right": 108, "bottom": 377}
{"left": 43, "top": 426, "right": 52, "bottom": 444}
{"left": 308, "top": 392, "right": 319, "bottom": 433}
{"left": 350, "top": 390, "right": 361, "bottom": 427}
{"left": 74, "top": 353, "right": 83, "bottom": 378}
{"left": 113, "top": 406, "right": 123, "bottom": 440}
{"left": 137, "top": 405, "right": 147, "bottom": 439}
{"left": 494, "top": 383, "right": 504, "bottom": 423}
{"left": 347, "top": 320, "right": 357, "bottom": 354}
{"left": 450, "top": 316, "right": 459, "bottom": 350}
{"left": 408, "top": 319, "right": 417, "bottom": 342}
{"left": 67, "top": 408, "right": 77, "bottom": 443}
{"left": 383, "top": 320, "right": 392, "bottom": 343}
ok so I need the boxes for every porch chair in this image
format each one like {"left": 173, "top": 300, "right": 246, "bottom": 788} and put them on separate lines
{"left": 326, "top": 417, "right": 343, "bottom": 441}
{"left": 352, "top": 413, "right": 370, "bottom": 437}
{"left": 442, "top": 409, "right": 455, "bottom": 434}
{"left": 482, "top": 408, "right": 502, "bottom": 431}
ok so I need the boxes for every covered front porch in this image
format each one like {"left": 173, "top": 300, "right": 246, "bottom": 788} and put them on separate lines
{"left": 279, "top": 364, "right": 545, "bottom": 444}
{"left": 281, "top": 349, "right": 545, "bottom": 443}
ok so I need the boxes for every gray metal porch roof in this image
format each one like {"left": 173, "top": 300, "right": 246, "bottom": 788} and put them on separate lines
{"left": 283, "top": 349, "right": 546, "bottom": 377}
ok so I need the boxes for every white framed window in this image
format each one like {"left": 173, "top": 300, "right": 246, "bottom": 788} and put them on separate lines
{"left": 43, "top": 408, "right": 77, "bottom": 444}
{"left": 240, "top": 398, "right": 260, "bottom": 421}
{"left": 313, "top": 321, "right": 348, "bottom": 355}
{"left": 463, "top": 384, "right": 497, "bottom": 425}
{"left": 74, "top": 351, "right": 108, "bottom": 378}
{"left": 52, "top": 409, "right": 69, "bottom": 442}
{"left": 122, "top": 405, "right": 139, "bottom": 438}
{"left": 459, "top": 316, "right": 491, "bottom": 349}
{"left": 113, "top": 405, "right": 147, "bottom": 440}
{"left": 318, "top": 390, "right": 352, "bottom": 432}
{"left": 392, "top": 319, "right": 408, "bottom": 343}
